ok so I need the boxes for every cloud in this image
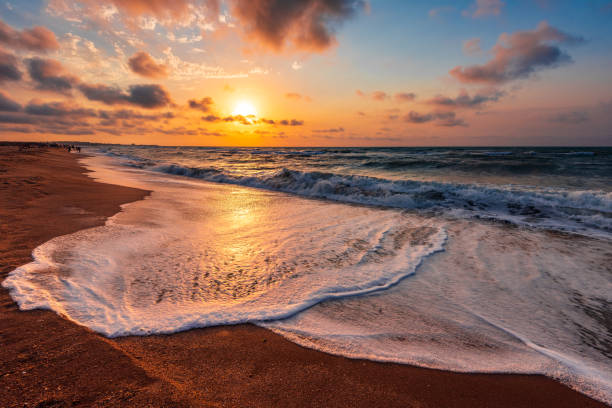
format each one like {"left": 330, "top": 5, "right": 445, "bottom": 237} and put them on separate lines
{"left": 188, "top": 96, "right": 214, "bottom": 112}
{"left": 0, "top": 19, "right": 59, "bottom": 51}
{"left": 0, "top": 113, "right": 41, "bottom": 124}
{"left": 464, "top": 0, "right": 504, "bottom": 18}
{"left": 279, "top": 119, "right": 303, "bottom": 126}
{"left": 404, "top": 111, "right": 467, "bottom": 127}
{"left": 201, "top": 114, "right": 220, "bottom": 122}
{"left": 74, "top": 0, "right": 214, "bottom": 22}
{"left": 230, "top": 0, "right": 365, "bottom": 52}
{"left": 79, "top": 83, "right": 172, "bottom": 108}
{"left": 394, "top": 92, "right": 416, "bottom": 103}
{"left": 462, "top": 38, "right": 481, "bottom": 55}
{"left": 0, "top": 48, "right": 21, "bottom": 82}
{"left": 0, "top": 91, "right": 21, "bottom": 112}
{"left": 313, "top": 127, "right": 344, "bottom": 133}
{"left": 357, "top": 90, "right": 390, "bottom": 101}
{"left": 98, "top": 109, "right": 173, "bottom": 121}
{"left": 201, "top": 115, "right": 304, "bottom": 126}
{"left": 426, "top": 90, "right": 504, "bottom": 109}
{"left": 450, "top": 22, "right": 583, "bottom": 84}
{"left": 128, "top": 51, "right": 169, "bottom": 78}
{"left": 24, "top": 100, "right": 97, "bottom": 117}
{"left": 26, "top": 58, "right": 79, "bottom": 93}
{"left": 548, "top": 111, "right": 589, "bottom": 124}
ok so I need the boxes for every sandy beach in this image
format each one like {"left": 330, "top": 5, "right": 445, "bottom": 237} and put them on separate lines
{"left": 0, "top": 146, "right": 607, "bottom": 408}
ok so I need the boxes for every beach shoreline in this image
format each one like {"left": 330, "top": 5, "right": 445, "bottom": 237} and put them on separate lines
{"left": 0, "top": 146, "right": 607, "bottom": 408}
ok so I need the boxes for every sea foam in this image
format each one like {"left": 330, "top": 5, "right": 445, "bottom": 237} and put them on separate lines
{"left": 3, "top": 156, "right": 446, "bottom": 337}
{"left": 3, "top": 154, "right": 611, "bottom": 405}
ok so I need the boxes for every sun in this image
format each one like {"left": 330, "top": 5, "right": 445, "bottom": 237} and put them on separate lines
{"left": 232, "top": 101, "right": 257, "bottom": 117}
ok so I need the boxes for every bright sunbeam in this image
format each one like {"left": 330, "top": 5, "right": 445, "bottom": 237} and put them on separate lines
{"left": 232, "top": 101, "right": 257, "bottom": 117}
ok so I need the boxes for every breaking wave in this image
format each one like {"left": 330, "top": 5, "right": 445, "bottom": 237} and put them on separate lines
{"left": 154, "top": 164, "right": 612, "bottom": 238}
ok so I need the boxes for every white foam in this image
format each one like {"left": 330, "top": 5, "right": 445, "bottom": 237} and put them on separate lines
{"left": 3, "top": 154, "right": 610, "bottom": 404}
{"left": 149, "top": 164, "right": 612, "bottom": 239}
{"left": 262, "top": 221, "right": 612, "bottom": 404}
{"left": 2, "top": 155, "right": 446, "bottom": 337}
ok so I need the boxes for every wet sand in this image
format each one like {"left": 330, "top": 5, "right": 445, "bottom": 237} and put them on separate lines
{"left": 0, "top": 146, "right": 606, "bottom": 407}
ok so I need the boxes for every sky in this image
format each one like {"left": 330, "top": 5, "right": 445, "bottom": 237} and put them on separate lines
{"left": 0, "top": 0, "right": 611, "bottom": 146}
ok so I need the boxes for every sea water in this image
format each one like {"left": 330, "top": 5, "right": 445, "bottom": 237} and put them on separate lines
{"left": 3, "top": 146, "right": 611, "bottom": 403}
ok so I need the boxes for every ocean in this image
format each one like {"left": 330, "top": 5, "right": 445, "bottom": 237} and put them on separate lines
{"left": 3, "top": 146, "right": 611, "bottom": 403}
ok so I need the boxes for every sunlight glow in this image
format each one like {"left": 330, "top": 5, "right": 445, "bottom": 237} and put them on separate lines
{"left": 232, "top": 101, "right": 257, "bottom": 117}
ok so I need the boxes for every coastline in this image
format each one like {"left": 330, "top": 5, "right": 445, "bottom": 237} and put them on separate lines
{"left": 0, "top": 146, "right": 607, "bottom": 407}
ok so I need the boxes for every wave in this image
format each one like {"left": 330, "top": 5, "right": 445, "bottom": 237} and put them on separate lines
{"left": 152, "top": 164, "right": 612, "bottom": 238}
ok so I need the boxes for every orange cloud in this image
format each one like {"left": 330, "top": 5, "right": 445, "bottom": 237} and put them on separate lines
{"left": 188, "top": 97, "right": 214, "bottom": 112}
{"left": 0, "top": 19, "right": 59, "bottom": 52}
{"left": 128, "top": 51, "right": 169, "bottom": 78}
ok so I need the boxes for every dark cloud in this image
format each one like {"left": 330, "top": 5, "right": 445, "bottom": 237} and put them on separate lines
{"left": 78, "top": 84, "right": 126, "bottom": 105}
{"left": 99, "top": 109, "right": 173, "bottom": 120}
{"left": 0, "top": 125, "right": 35, "bottom": 133}
{"left": 27, "top": 58, "right": 79, "bottom": 93}
{"left": 128, "top": 84, "right": 172, "bottom": 108}
{"left": 405, "top": 111, "right": 432, "bottom": 124}
{"left": 0, "top": 19, "right": 59, "bottom": 52}
{"left": 0, "top": 113, "right": 38, "bottom": 124}
{"left": 230, "top": 0, "right": 365, "bottom": 51}
{"left": 24, "top": 100, "right": 97, "bottom": 117}
{"left": 313, "top": 127, "right": 344, "bottom": 133}
{"left": 548, "top": 111, "right": 589, "bottom": 124}
{"left": 394, "top": 92, "right": 416, "bottom": 103}
{"left": 223, "top": 115, "right": 254, "bottom": 125}
{"left": 202, "top": 114, "right": 220, "bottom": 122}
{"left": 404, "top": 111, "right": 466, "bottom": 127}
{"left": 0, "top": 91, "right": 21, "bottom": 112}
{"left": 79, "top": 83, "right": 172, "bottom": 108}
{"left": 200, "top": 114, "right": 254, "bottom": 125}
{"left": 426, "top": 90, "right": 504, "bottom": 109}
{"left": 201, "top": 115, "right": 303, "bottom": 126}
{"left": 189, "top": 97, "right": 214, "bottom": 112}
{"left": 0, "top": 48, "right": 22, "bottom": 82}
{"left": 450, "top": 22, "right": 583, "bottom": 84}
{"left": 279, "top": 119, "right": 304, "bottom": 126}
{"left": 128, "top": 51, "right": 169, "bottom": 78}
{"left": 435, "top": 112, "right": 467, "bottom": 127}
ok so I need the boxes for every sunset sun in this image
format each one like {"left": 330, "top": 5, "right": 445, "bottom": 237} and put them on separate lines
{"left": 232, "top": 101, "right": 257, "bottom": 117}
